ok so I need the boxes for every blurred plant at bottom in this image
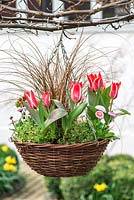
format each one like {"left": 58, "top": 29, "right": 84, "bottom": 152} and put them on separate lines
{"left": 45, "top": 154, "right": 134, "bottom": 200}
{"left": 0, "top": 144, "right": 25, "bottom": 198}
{"left": 45, "top": 177, "right": 63, "bottom": 200}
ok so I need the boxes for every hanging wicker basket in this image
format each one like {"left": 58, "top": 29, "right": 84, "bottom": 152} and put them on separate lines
{"left": 13, "top": 139, "right": 109, "bottom": 177}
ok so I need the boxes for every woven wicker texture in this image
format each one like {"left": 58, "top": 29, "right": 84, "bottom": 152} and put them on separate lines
{"left": 14, "top": 140, "right": 109, "bottom": 177}
{"left": 97, "top": 0, "right": 119, "bottom": 2}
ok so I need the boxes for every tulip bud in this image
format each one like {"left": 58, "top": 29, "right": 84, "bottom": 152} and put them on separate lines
{"left": 109, "top": 82, "right": 121, "bottom": 99}
{"left": 24, "top": 90, "right": 38, "bottom": 109}
{"left": 42, "top": 92, "right": 51, "bottom": 107}
{"left": 70, "top": 82, "right": 82, "bottom": 103}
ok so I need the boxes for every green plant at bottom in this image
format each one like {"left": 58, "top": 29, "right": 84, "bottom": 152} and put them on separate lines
{"left": 0, "top": 144, "right": 24, "bottom": 198}
{"left": 45, "top": 154, "right": 134, "bottom": 200}
{"left": 45, "top": 177, "right": 63, "bottom": 200}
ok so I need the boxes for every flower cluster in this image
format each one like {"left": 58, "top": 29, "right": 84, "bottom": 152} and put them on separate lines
{"left": 3, "top": 155, "right": 17, "bottom": 172}
{"left": 87, "top": 72, "right": 121, "bottom": 120}
{"left": 0, "top": 145, "right": 18, "bottom": 172}
{"left": 3, "top": 162, "right": 17, "bottom": 172}
{"left": 0, "top": 144, "right": 23, "bottom": 197}
{"left": 13, "top": 72, "right": 130, "bottom": 144}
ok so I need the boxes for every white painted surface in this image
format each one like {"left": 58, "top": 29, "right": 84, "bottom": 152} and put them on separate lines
{"left": 0, "top": 28, "right": 134, "bottom": 155}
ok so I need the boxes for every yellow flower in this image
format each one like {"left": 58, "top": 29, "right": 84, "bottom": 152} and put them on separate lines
{"left": 3, "top": 163, "right": 17, "bottom": 172}
{"left": 1, "top": 145, "right": 8, "bottom": 152}
{"left": 93, "top": 183, "right": 107, "bottom": 192}
{"left": 5, "top": 156, "right": 17, "bottom": 164}
{"left": 9, "top": 165, "right": 17, "bottom": 172}
{"left": 3, "top": 163, "right": 11, "bottom": 171}
{"left": 11, "top": 157, "right": 17, "bottom": 164}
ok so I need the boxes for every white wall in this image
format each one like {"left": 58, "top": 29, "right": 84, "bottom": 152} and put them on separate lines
{"left": 0, "top": 28, "right": 134, "bottom": 156}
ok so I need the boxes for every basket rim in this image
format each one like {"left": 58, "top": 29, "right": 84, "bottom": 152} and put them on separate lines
{"left": 11, "top": 137, "right": 109, "bottom": 148}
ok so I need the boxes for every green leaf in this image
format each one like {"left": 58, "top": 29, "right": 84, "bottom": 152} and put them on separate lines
{"left": 44, "top": 108, "right": 68, "bottom": 128}
{"left": 119, "top": 109, "right": 131, "bottom": 115}
{"left": 95, "top": 87, "right": 101, "bottom": 105}
{"left": 104, "top": 113, "right": 111, "bottom": 124}
{"left": 104, "top": 132, "right": 115, "bottom": 138}
{"left": 53, "top": 99, "right": 65, "bottom": 109}
{"left": 88, "top": 195, "right": 94, "bottom": 200}
{"left": 70, "top": 100, "right": 75, "bottom": 112}
{"left": 100, "top": 86, "right": 111, "bottom": 111}
{"left": 66, "top": 102, "right": 87, "bottom": 130}
{"left": 102, "top": 194, "right": 114, "bottom": 200}
{"left": 87, "top": 105, "right": 96, "bottom": 120}
{"left": 24, "top": 102, "right": 40, "bottom": 126}
{"left": 62, "top": 116, "right": 68, "bottom": 130}
{"left": 38, "top": 100, "right": 48, "bottom": 128}
{"left": 88, "top": 87, "right": 96, "bottom": 106}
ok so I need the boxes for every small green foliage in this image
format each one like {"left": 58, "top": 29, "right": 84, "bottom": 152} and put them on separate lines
{"left": 88, "top": 119, "right": 117, "bottom": 141}
{"left": 59, "top": 122, "right": 93, "bottom": 144}
{"left": 14, "top": 118, "right": 93, "bottom": 144}
{"left": 13, "top": 104, "right": 112, "bottom": 143}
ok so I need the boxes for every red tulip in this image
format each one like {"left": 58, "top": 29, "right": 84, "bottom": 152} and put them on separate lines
{"left": 42, "top": 92, "right": 51, "bottom": 107}
{"left": 70, "top": 82, "right": 82, "bottom": 103}
{"left": 87, "top": 73, "right": 97, "bottom": 91}
{"left": 87, "top": 72, "right": 104, "bottom": 92}
{"left": 109, "top": 82, "right": 121, "bottom": 99}
{"left": 24, "top": 90, "right": 38, "bottom": 109}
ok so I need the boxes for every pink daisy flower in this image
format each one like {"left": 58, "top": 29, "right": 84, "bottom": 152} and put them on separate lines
{"left": 95, "top": 111, "right": 104, "bottom": 119}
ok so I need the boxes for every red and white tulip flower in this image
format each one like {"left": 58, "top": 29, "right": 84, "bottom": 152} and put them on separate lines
{"left": 70, "top": 82, "right": 82, "bottom": 103}
{"left": 24, "top": 90, "right": 38, "bottom": 109}
{"left": 87, "top": 72, "right": 104, "bottom": 92}
{"left": 87, "top": 73, "right": 97, "bottom": 91}
{"left": 109, "top": 82, "right": 121, "bottom": 99}
{"left": 42, "top": 92, "right": 51, "bottom": 107}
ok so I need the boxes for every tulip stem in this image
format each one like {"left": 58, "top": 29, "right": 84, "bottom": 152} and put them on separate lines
{"left": 110, "top": 99, "right": 113, "bottom": 111}
{"left": 63, "top": 129, "right": 68, "bottom": 143}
